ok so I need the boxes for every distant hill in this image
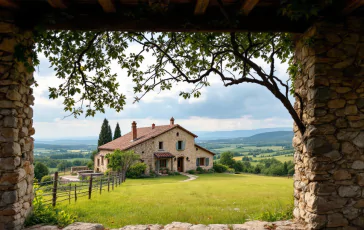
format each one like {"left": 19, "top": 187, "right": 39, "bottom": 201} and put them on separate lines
{"left": 242, "top": 131, "right": 293, "bottom": 143}
{"left": 194, "top": 127, "right": 292, "bottom": 140}
{"left": 199, "top": 131, "right": 293, "bottom": 144}
{"left": 35, "top": 139, "right": 97, "bottom": 146}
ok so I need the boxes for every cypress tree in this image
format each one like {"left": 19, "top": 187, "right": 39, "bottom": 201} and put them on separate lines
{"left": 114, "top": 122, "right": 122, "bottom": 140}
{"left": 98, "top": 118, "right": 110, "bottom": 146}
{"left": 107, "top": 125, "right": 113, "bottom": 142}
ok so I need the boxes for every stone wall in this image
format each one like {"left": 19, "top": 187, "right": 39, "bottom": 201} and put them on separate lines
{"left": 0, "top": 20, "right": 35, "bottom": 229}
{"left": 293, "top": 16, "right": 364, "bottom": 229}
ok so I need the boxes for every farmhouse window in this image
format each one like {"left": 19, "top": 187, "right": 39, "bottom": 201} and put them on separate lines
{"left": 160, "top": 159, "right": 167, "bottom": 167}
{"left": 101, "top": 156, "right": 104, "bottom": 165}
{"left": 97, "top": 159, "right": 100, "bottom": 166}
{"left": 159, "top": 141, "right": 164, "bottom": 150}
{"left": 176, "top": 141, "right": 185, "bottom": 150}
{"left": 196, "top": 158, "right": 209, "bottom": 166}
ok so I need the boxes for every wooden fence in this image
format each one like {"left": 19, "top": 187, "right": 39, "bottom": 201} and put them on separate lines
{"left": 34, "top": 172, "right": 122, "bottom": 207}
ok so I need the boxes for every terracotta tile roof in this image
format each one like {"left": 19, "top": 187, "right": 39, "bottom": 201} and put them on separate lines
{"left": 98, "top": 124, "right": 197, "bottom": 151}
{"left": 154, "top": 152, "right": 175, "bottom": 158}
{"left": 195, "top": 144, "right": 216, "bottom": 155}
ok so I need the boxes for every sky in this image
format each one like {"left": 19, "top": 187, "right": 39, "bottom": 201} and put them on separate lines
{"left": 33, "top": 46, "right": 294, "bottom": 140}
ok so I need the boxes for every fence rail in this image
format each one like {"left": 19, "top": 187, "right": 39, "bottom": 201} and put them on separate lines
{"left": 34, "top": 172, "right": 122, "bottom": 207}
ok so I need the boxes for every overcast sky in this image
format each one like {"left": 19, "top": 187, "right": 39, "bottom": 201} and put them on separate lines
{"left": 33, "top": 49, "right": 294, "bottom": 140}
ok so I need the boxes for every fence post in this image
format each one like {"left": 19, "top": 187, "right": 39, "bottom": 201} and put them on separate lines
{"left": 75, "top": 184, "right": 77, "bottom": 202}
{"left": 88, "top": 175, "right": 93, "bottom": 199}
{"left": 112, "top": 175, "right": 114, "bottom": 190}
{"left": 100, "top": 178, "right": 102, "bottom": 194}
{"left": 108, "top": 173, "right": 110, "bottom": 192}
{"left": 52, "top": 172, "right": 58, "bottom": 207}
{"left": 69, "top": 184, "right": 71, "bottom": 204}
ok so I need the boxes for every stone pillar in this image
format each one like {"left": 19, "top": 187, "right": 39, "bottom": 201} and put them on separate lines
{"left": 293, "top": 17, "right": 364, "bottom": 229}
{"left": 0, "top": 20, "right": 35, "bottom": 229}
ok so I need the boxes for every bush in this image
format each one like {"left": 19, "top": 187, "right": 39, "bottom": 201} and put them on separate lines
{"left": 126, "top": 162, "right": 147, "bottom": 178}
{"left": 213, "top": 163, "right": 228, "bottom": 173}
{"left": 187, "top": 170, "right": 195, "bottom": 174}
{"left": 207, "top": 168, "right": 215, "bottom": 173}
{"left": 25, "top": 184, "right": 76, "bottom": 227}
{"left": 227, "top": 168, "right": 235, "bottom": 174}
{"left": 40, "top": 175, "right": 52, "bottom": 184}
{"left": 196, "top": 166, "right": 204, "bottom": 173}
{"left": 34, "top": 162, "right": 49, "bottom": 181}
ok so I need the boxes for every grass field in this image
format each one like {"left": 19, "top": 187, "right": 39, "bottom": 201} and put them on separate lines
{"left": 59, "top": 174, "right": 293, "bottom": 228}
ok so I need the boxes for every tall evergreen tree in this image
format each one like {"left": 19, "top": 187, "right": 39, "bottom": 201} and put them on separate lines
{"left": 114, "top": 122, "right": 122, "bottom": 140}
{"left": 98, "top": 118, "right": 110, "bottom": 146}
{"left": 107, "top": 125, "right": 113, "bottom": 143}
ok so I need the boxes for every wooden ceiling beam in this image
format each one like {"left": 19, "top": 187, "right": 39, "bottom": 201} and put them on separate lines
{"left": 342, "top": 0, "right": 364, "bottom": 15}
{"left": 0, "top": 0, "right": 18, "bottom": 8}
{"left": 241, "top": 0, "right": 260, "bottom": 16}
{"left": 98, "top": 0, "right": 116, "bottom": 13}
{"left": 48, "top": 0, "right": 68, "bottom": 9}
{"left": 194, "top": 0, "right": 209, "bottom": 15}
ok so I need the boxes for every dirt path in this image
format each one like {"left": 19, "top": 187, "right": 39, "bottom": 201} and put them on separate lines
{"left": 179, "top": 172, "right": 198, "bottom": 182}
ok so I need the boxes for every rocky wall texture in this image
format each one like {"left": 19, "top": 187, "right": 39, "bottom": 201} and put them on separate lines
{"left": 293, "top": 16, "right": 364, "bottom": 229}
{"left": 0, "top": 20, "right": 35, "bottom": 230}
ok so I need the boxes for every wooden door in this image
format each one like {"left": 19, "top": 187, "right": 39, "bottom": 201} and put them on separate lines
{"left": 177, "top": 157, "right": 183, "bottom": 172}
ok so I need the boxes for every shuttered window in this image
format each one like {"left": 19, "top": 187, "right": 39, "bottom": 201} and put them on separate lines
{"left": 205, "top": 158, "right": 209, "bottom": 166}
{"left": 176, "top": 141, "right": 185, "bottom": 150}
{"left": 196, "top": 158, "right": 200, "bottom": 166}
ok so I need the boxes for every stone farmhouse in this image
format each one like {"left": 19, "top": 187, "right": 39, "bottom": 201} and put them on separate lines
{"left": 95, "top": 118, "right": 214, "bottom": 174}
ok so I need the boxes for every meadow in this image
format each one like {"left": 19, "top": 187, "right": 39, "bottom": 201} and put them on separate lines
{"left": 59, "top": 173, "right": 293, "bottom": 228}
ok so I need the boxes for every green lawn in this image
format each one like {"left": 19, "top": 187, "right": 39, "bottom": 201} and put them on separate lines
{"left": 59, "top": 174, "right": 293, "bottom": 228}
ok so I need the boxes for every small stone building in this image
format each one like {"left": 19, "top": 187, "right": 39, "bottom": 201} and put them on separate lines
{"left": 95, "top": 118, "right": 214, "bottom": 174}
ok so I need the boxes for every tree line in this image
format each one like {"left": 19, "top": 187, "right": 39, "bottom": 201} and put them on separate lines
{"left": 214, "top": 151, "right": 294, "bottom": 176}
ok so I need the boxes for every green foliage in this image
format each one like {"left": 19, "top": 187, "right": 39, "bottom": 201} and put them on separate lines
{"left": 87, "top": 160, "right": 94, "bottom": 169}
{"left": 98, "top": 119, "right": 112, "bottom": 146}
{"left": 57, "top": 161, "right": 70, "bottom": 171}
{"left": 40, "top": 175, "right": 52, "bottom": 184}
{"left": 186, "top": 170, "right": 196, "bottom": 174}
{"left": 25, "top": 184, "right": 76, "bottom": 227}
{"left": 226, "top": 168, "right": 235, "bottom": 174}
{"left": 106, "top": 150, "right": 140, "bottom": 182}
{"left": 113, "top": 122, "right": 122, "bottom": 140}
{"left": 126, "top": 162, "right": 147, "bottom": 178}
{"left": 90, "top": 150, "right": 98, "bottom": 162}
{"left": 196, "top": 166, "right": 204, "bottom": 173}
{"left": 280, "top": 0, "right": 332, "bottom": 20}
{"left": 255, "top": 202, "right": 293, "bottom": 222}
{"left": 34, "top": 162, "right": 49, "bottom": 181}
{"left": 219, "top": 152, "right": 235, "bottom": 168}
{"left": 213, "top": 163, "right": 228, "bottom": 173}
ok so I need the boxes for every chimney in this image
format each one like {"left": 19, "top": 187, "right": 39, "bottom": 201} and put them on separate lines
{"left": 152, "top": 123, "right": 155, "bottom": 129}
{"left": 132, "top": 121, "right": 137, "bottom": 140}
{"left": 170, "top": 117, "right": 175, "bottom": 125}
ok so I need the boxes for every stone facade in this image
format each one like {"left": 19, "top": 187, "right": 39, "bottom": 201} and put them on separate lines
{"left": 0, "top": 20, "right": 35, "bottom": 229}
{"left": 293, "top": 16, "right": 364, "bottom": 229}
{"left": 95, "top": 126, "right": 214, "bottom": 174}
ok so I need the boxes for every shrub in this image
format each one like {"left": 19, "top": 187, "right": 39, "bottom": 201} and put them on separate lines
{"left": 196, "top": 166, "right": 204, "bottom": 173}
{"left": 213, "top": 163, "right": 228, "bottom": 173}
{"left": 207, "top": 168, "right": 215, "bottom": 173}
{"left": 126, "top": 162, "right": 147, "bottom": 178}
{"left": 173, "top": 172, "right": 180, "bottom": 175}
{"left": 227, "top": 168, "right": 235, "bottom": 174}
{"left": 187, "top": 170, "right": 195, "bottom": 174}
{"left": 40, "top": 175, "right": 52, "bottom": 184}
{"left": 34, "top": 162, "right": 49, "bottom": 181}
{"left": 25, "top": 184, "right": 76, "bottom": 227}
